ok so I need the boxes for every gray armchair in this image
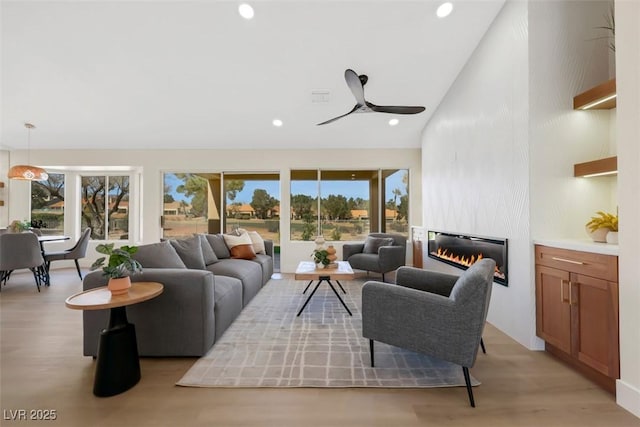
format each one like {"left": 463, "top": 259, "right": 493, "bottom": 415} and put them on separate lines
{"left": 44, "top": 227, "right": 91, "bottom": 280}
{"left": 342, "top": 233, "right": 406, "bottom": 282}
{"left": 0, "top": 232, "right": 47, "bottom": 292}
{"left": 362, "top": 258, "right": 496, "bottom": 407}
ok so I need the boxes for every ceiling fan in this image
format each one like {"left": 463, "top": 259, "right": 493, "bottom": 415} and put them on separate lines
{"left": 317, "top": 69, "right": 426, "bottom": 125}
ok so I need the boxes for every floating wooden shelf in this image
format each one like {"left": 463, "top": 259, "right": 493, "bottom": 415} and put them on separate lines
{"left": 573, "top": 79, "right": 616, "bottom": 110}
{"left": 574, "top": 156, "right": 617, "bottom": 177}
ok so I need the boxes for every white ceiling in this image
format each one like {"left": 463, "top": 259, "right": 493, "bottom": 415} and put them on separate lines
{"left": 1, "top": 0, "right": 505, "bottom": 151}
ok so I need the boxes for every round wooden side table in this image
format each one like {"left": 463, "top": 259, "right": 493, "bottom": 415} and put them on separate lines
{"left": 66, "top": 281, "right": 163, "bottom": 397}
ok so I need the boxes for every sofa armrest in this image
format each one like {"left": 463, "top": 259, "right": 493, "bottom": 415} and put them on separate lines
{"left": 264, "top": 239, "right": 274, "bottom": 257}
{"left": 82, "top": 268, "right": 216, "bottom": 357}
{"left": 395, "top": 266, "right": 459, "bottom": 297}
{"left": 343, "top": 243, "right": 364, "bottom": 260}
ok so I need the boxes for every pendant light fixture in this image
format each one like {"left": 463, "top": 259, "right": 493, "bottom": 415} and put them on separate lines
{"left": 7, "top": 123, "right": 49, "bottom": 181}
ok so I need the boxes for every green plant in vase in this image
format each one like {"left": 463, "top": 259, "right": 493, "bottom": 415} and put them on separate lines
{"left": 312, "top": 249, "right": 330, "bottom": 269}
{"left": 90, "top": 243, "right": 142, "bottom": 294}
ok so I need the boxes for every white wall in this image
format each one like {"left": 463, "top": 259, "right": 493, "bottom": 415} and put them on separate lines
{"left": 6, "top": 148, "right": 422, "bottom": 273}
{"left": 421, "top": 0, "right": 535, "bottom": 349}
{"left": 529, "top": 0, "right": 615, "bottom": 240}
{"left": 616, "top": 0, "right": 640, "bottom": 417}
{"left": 0, "top": 151, "right": 8, "bottom": 227}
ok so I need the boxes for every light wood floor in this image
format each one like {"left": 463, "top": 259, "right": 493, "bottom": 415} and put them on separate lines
{"left": 1, "top": 268, "right": 639, "bottom": 427}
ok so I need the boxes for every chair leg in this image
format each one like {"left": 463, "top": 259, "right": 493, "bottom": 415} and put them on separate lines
{"left": 74, "top": 259, "right": 83, "bottom": 280}
{"left": 462, "top": 367, "right": 475, "bottom": 408}
{"left": 480, "top": 338, "right": 486, "bottom": 354}
{"left": 381, "top": 272, "right": 385, "bottom": 283}
{"left": 30, "top": 268, "right": 41, "bottom": 292}
{"left": 369, "top": 339, "right": 375, "bottom": 367}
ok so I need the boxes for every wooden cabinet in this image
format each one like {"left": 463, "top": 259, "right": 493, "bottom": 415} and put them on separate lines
{"left": 535, "top": 245, "right": 619, "bottom": 393}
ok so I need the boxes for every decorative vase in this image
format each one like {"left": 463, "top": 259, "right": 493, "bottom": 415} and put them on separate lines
{"left": 586, "top": 226, "right": 609, "bottom": 243}
{"left": 326, "top": 245, "right": 337, "bottom": 263}
{"left": 314, "top": 235, "right": 326, "bottom": 250}
{"left": 108, "top": 276, "right": 131, "bottom": 296}
{"left": 316, "top": 263, "right": 325, "bottom": 270}
{"left": 606, "top": 231, "right": 619, "bottom": 244}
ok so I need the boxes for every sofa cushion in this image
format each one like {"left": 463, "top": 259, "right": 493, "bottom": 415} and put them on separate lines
{"left": 132, "top": 241, "right": 186, "bottom": 269}
{"left": 170, "top": 236, "right": 206, "bottom": 270}
{"left": 198, "top": 234, "right": 218, "bottom": 265}
{"left": 247, "top": 231, "right": 266, "bottom": 255}
{"left": 206, "top": 234, "right": 231, "bottom": 259}
{"left": 223, "top": 233, "right": 256, "bottom": 260}
{"left": 363, "top": 236, "right": 395, "bottom": 254}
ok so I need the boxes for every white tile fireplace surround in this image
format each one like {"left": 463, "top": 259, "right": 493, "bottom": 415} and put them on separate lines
{"left": 427, "top": 230, "right": 508, "bottom": 286}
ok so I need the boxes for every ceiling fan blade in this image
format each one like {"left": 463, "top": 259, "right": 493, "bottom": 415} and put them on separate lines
{"left": 317, "top": 105, "right": 359, "bottom": 126}
{"left": 368, "top": 103, "right": 426, "bottom": 114}
{"left": 344, "top": 69, "right": 366, "bottom": 105}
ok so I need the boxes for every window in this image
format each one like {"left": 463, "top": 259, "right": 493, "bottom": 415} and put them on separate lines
{"left": 223, "top": 173, "right": 280, "bottom": 245}
{"left": 81, "top": 175, "right": 130, "bottom": 240}
{"left": 31, "top": 173, "right": 65, "bottom": 235}
{"left": 162, "top": 172, "right": 219, "bottom": 239}
{"left": 290, "top": 169, "right": 409, "bottom": 241}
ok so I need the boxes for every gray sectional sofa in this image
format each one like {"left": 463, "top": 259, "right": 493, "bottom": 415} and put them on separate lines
{"left": 81, "top": 234, "right": 273, "bottom": 357}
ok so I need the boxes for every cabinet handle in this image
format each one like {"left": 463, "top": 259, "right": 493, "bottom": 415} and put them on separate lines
{"left": 568, "top": 281, "right": 573, "bottom": 305}
{"left": 560, "top": 279, "right": 567, "bottom": 303}
{"left": 551, "top": 256, "right": 586, "bottom": 265}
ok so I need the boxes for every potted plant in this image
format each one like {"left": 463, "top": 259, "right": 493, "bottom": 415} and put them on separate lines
{"left": 312, "top": 249, "right": 331, "bottom": 269}
{"left": 585, "top": 211, "right": 618, "bottom": 243}
{"left": 90, "top": 243, "right": 142, "bottom": 295}
{"left": 8, "top": 220, "right": 30, "bottom": 233}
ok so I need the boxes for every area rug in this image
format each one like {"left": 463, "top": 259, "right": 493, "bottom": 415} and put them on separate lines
{"left": 177, "top": 277, "right": 479, "bottom": 388}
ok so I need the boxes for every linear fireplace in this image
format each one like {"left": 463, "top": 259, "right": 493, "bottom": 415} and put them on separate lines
{"left": 427, "top": 230, "right": 508, "bottom": 286}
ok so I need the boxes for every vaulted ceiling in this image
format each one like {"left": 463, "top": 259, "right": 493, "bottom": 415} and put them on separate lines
{"left": 1, "top": 0, "right": 505, "bottom": 151}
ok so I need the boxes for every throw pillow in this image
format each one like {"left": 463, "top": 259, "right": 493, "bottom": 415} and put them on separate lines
{"left": 170, "top": 236, "right": 206, "bottom": 270}
{"left": 206, "top": 234, "right": 231, "bottom": 259}
{"left": 363, "top": 236, "right": 395, "bottom": 254}
{"left": 222, "top": 232, "right": 256, "bottom": 260}
{"left": 198, "top": 234, "right": 218, "bottom": 265}
{"left": 132, "top": 241, "right": 186, "bottom": 268}
{"left": 247, "top": 231, "right": 266, "bottom": 255}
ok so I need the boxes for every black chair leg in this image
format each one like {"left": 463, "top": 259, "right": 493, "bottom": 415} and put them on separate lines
{"left": 381, "top": 273, "right": 385, "bottom": 283}
{"left": 369, "top": 339, "right": 375, "bottom": 367}
{"left": 30, "top": 268, "right": 41, "bottom": 292}
{"left": 480, "top": 338, "right": 486, "bottom": 354}
{"left": 462, "top": 366, "right": 475, "bottom": 408}
{"left": 74, "top": 259, "right": 83, "bottom": 280}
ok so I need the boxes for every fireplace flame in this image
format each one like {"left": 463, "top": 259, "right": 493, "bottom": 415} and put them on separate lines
{"left": 435, "top": 247, "right": 483, "bottom": 267}
{"left": 432, "top": 247, "right": 505, "bottom": 280}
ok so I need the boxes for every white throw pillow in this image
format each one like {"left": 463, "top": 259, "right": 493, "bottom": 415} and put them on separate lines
{"left": 247, "top": 231, "right": 266, "bottom": 254}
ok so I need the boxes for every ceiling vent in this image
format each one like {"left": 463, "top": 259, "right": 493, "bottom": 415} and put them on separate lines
{"left": 311, "top": 90, "right": 330, "bottom": 103}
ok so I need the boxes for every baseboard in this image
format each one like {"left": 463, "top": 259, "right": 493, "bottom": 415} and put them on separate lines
{"left": 616, "top": 379, "right": 640, "bottom": 418}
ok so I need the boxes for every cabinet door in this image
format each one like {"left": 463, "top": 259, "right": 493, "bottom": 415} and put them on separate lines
{"left": 536, "top": 265, "right": 571, "bottom": 353}
{"left": 571, "top": 274, "right": 619, "bottom": 378}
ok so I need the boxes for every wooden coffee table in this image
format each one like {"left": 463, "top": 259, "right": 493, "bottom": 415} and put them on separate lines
{"left": 294, "top": 261, "right": 355, "bottom": 316}
{"left": 65, "top": 282, "right": 163, "bottom": 397}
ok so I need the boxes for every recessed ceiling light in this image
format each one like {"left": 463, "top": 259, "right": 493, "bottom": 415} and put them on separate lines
{"left": 272, "top": 119, "right": 283, "bottom": 127}
{"left": 388, "top": 119, "right": 399, "bottom": 126}
{"left": 238, "top": 3, "right": 254, "bottom": 20}
{"left": 436, "top": 2, "right": 453, "bottom": 18}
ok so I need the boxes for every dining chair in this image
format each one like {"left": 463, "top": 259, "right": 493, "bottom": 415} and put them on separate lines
{"left": 44, "top": 227, "right": 91, "bottom": 280}
{"left": 0, "top": 232, "right": 48, "bottom": 292}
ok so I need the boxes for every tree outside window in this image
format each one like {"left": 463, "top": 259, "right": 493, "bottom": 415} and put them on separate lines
{"left": 81, "top": 175, "right": 130, "bottom": 240}
{"left": 30, "top": 173, "right": 65, "bottom": 235}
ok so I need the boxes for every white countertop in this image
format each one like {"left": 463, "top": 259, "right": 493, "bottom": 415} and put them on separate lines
{"left": 533, "top": 238, "right": 619, "bottom": 256}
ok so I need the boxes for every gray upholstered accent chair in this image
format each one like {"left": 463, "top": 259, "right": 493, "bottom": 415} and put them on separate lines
{"left": 342, "top": 233, "right": 406, "bottom": 282}
{"left": 362, "top": 258, "right": 496, "bottom": 407}
{"left": 0, "top": 232, "right": 47, "bottom": 292}
{"left": 44, "top": 227, "right": 91, "bottom": 280}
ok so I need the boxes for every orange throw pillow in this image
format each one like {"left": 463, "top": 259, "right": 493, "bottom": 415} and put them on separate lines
{"left": 223, "top": 232, "right": 257, "bottom": 260}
